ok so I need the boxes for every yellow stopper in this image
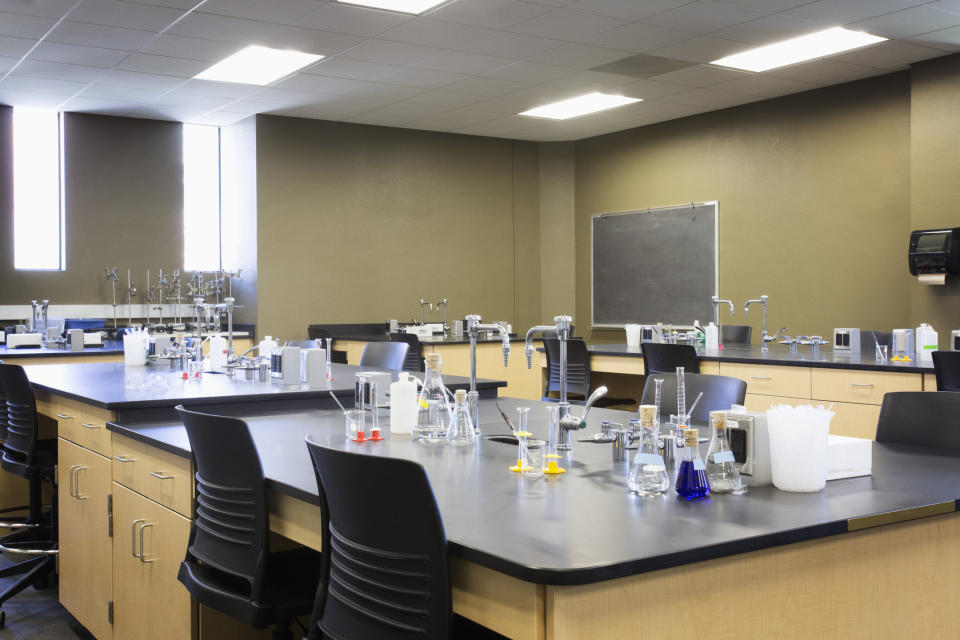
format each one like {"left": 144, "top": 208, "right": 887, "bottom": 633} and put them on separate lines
{"left": 544, "top": 458, "right": 566, "bottom": 474}
{"left": 515, "top": 431, "right": 533, "bottom": 437}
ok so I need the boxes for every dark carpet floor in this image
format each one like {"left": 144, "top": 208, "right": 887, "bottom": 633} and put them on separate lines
{"left": 0, "top": 554, "right": 88, "bottom": 640}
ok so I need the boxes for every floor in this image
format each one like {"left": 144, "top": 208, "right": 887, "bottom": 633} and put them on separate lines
{"left": 0, "top": 554, "right": 88, "bottom": 640}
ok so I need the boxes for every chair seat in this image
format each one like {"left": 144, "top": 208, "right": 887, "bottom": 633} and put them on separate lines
{"left": 2, "top": 439, "right": 56, "bottom": 480}
{"left": 179, "top": 547, "right": 321, "bottom": 629}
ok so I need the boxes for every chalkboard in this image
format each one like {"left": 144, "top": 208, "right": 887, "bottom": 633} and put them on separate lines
{"left": 592, "top": 202, "right": 717, "bottom": 328}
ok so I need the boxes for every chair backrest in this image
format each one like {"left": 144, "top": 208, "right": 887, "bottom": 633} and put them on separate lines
{"left": 359, "top": 342, "right": 410, "bottom": 370}
{"left": 0, "top": 364, "right": 38, "bottom": 473}
{"left": 641, "top": 372, "right": 746, "bottom": 425}
{"left": 720, "top": 324, "right": 752, "bottom": 344}
{"left": 305, "top": 440, "right": 450, "bottom": 640}
{"left": 390, "top": 333, "right": 423, "bottom": 371}
{"left": 932, "top": 351, "right": 960, "bottom": 392}
{"left": 175, "top": 406, "right": 270, "bottom": 602}
{"left": 875, "top": 391, "right": 960, "bottom": 448}
{"left": 641, "top": 343, "right": 701, "bottom": 375}
{"left": 285, "top": 339, "right": 321, "bottom": 350}
{"left": 307, "top": 327, "right": 331, "bottom": 341}
{"left": 543, "top": 338, "right": 589, "bottom": 400}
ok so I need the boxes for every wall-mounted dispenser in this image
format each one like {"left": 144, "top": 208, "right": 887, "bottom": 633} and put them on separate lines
{"left": 909, "top": 227, "right": 960, "bottom": 285}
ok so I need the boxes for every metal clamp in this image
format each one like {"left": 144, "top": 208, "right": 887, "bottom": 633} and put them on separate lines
{"left": 150, "top": 471, "right": 174, "bottom": 480}
{"left": 56, "top": 413, "right": 74, "bottom": 420}
{"left": 139, "top": 523, "right": 155, "bottom": 563}
{"left": 81, "top": 422, "right": 102, "bottom": 429}
{"left": 113, "top": 455, "right": 135, "bottom": 463}
{"left": 131, "top": 518, "right": 145, "bottom": 558}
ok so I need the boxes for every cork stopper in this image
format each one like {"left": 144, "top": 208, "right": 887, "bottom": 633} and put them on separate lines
{"left": 424, "top": 353, "right": 441, "bottom": 370}
{"left": 455, "top": 388, "right": 466, "bottom": 403}
{"left": 684, "top": 428, "right": 699, "bottom": 447}
{"left": 637, "top": 405, "right": 657, "bottom": 427}
{"left": 709, "top": 410, "right": 726, "bottom": 431}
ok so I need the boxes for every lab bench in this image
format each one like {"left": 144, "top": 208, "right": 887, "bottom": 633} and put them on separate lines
{"left": 102, "top": 397, "right": 960, "bottom": 640}
{"left": 22, "top": 361, "right": 505, "bottom": 640}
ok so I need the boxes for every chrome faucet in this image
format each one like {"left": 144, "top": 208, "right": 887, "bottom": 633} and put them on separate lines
{"left": 797, "top": 335, "right": 827, "bottom": 356}
{"left": 465, "top": 314, "right": 509, "bottom": 434}
{"left": 524, "top": 315, "right": 607, "bottom": 450}
{"left": 418, "top": 299, "right": 432, "bottom": 325}
{"left": 436, "top": 298, "right": 448, "bottom": 330}
{"left": 711, "top": 296, "right": 735, "bottom": 327}
{"left": 744, "top": 295, "right": 779, "bottom": 352}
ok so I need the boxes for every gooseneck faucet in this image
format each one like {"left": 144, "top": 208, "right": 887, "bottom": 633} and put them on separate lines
{"left": 419, "top": 299, "right": 432, "bottom": 325}
{"left": 437, "top": 299, "right": 448, "bottom": 330}
{"left": 524, "top": 316, "right": 607, "bottom": 450}
{"left": 744, "top": 295, "right": 785, "bottom": 352}
{"left": 465, "top": 314, "right": 510, "bottom": 434}
{"left": 711, "top": 296, "right": 735, "bottom": 327}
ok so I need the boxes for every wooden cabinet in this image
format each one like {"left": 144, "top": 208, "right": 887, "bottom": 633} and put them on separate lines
{"left": 810, "top": 369, "right": 921, "bottom": 405}
{"left": 113, "top": 434, "right": 193, "bottom": 518}
{"left": 112, "top": 483, "right": 195, "bottom": 640}
{"left": 50, "top": 396, "right": 114, "bottom": 457}
{"left": 58, "top": 438, "right": 114, "bottom": 640}
{"left": 720, "top": 363, "right": 812, "bottom": 399}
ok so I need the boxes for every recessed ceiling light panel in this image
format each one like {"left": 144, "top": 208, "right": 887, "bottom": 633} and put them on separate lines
{"left": 336, "top": 0, "right": 448, "bottom": 14}
{"left": 710, "top": 27, "right": 887, "bottom": 73}
{"left": 519, "top": 92, "right": 642, "bottom": 120}
{"left": 195, "top": 45, "right": 324, "bottom": 85}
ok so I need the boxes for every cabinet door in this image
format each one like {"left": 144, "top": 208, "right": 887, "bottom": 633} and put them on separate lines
{"left": 113, "top": 483, "right": 195, "bottom": 640}
{"left": 58, "top": 438, "right": 113, "bottom": 640}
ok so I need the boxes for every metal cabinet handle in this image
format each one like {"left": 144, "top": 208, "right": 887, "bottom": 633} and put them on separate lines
{"left": 113, "top": 455, "right": 135, "bottom": 463}
{"left": 139, "top": 523, "right": 155, "bottom": 563}
{"left": 56, "top": 413, "right": 74, "bottom": 419}
{"left": 750, "top": 375, "right": 772, "bottom": 380}
{"left": 67, "top": 465, "right": 78, "bottom": 498}
{"left": 131, "top": 519, "right": 145, "bottom": 558}
{"left": 850, "top": 383, "right": 875, "bottom": 388}
{"left": 73, "top": 466, "right": 88, "bottom": 500}
{"left": 81, "top": 422, "right": 101, "bottom": 429}
{"left": 150, "top": 471, "right": 174, "bottom": 480}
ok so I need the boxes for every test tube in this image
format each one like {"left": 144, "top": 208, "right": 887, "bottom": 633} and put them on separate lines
{"left": 325, "top": 337, "right": 334, "bottom": 381}
{"left": 653, "top": 378, "right": 664, "bottom": 435}
{"left": 676, "top": 367, "right": 686, "bottom": 426}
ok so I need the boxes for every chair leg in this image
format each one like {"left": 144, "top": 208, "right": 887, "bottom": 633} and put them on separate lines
{"left": 0, "top": 554, "right": 55, "bottom": 623}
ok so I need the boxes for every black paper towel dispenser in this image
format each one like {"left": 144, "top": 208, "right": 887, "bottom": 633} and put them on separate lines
{"left": 909, "top": 228, "right": 960, "bottom": 276}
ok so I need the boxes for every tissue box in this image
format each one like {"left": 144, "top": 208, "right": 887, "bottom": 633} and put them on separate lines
{"left": 7, "top": 334, "right": 42, "bottom": 349}
{"left": 827, "top": 435, "right": 872, "bottom": 480}
{"left": 83, "top": 333, "right": 103, "bottom": 346}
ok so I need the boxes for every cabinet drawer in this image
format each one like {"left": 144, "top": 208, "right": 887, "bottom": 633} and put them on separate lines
{"left": 113, "top": 434, "right": 193, "bottom": 518}
{"left": 52, "top": 399, "right": 113, "bottom": 457}
{"left": 811, "top": 369, "right": 922, "bottom": 405}
{"left": 721, "top": 363, "right": 811, "bottom": 399}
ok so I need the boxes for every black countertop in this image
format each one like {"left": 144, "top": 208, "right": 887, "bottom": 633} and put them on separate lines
{"left": 107, "top": 397, "right": 960, "bottom": 586}
{"left": 0, "top": 340, "right": 123, "bottom": 359}
{"left": 24, "top": 361, "right": 505, "bottom": 411}
{"left": 584, "top": 343, "right": 934, "bottom": 373}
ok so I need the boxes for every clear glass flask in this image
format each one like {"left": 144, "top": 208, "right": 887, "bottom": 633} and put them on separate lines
{"left": 675, "top": 428, "right": 710, "bottom": 499}
{"left": 628, "top": 410, "right": 669, "bottom": 496}
{"left": 706, "top": 411, "right": 743, "bottom": 494}
{"left": 446, "top": 389, "right": 477, "bottom": 446}
{"left": 413, "top": 353, "right": 450, "bottom": 443}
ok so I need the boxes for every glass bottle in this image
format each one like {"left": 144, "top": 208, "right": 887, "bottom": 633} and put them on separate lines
{"left": 706, "top": 411, "right": 743, "bottom": 493}
{"left": 413, "top": 353, "right": 450, "bottom": 443}
{"left": 628, "top": 409, "right": 669, "bottom": 496}
{"left": 446, "top": 389, "right": 476, "bottom": 446}
{"left": 324, "top": 337, "right": 334, "bottom": 381}
{"left": 675, "top": 428, "right": 710, "bottom": 499}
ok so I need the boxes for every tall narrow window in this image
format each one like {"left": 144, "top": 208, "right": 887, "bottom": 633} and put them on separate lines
{"left": 182, "top": 124, "right": 221, "bottom": 272}
{"left": 13, "top": 108, "right": 64, "bottom": 270}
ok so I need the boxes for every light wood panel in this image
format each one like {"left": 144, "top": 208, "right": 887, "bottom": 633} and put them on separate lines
{"left": 700, "top": 360, "right": 720, "bottom": 375}
{"left": 924, "top": 372, "right": 937, "bottom": 391}
{"left": 53, "top": 398, "right": 115, "bottom": 457}
{"left": 811, "top": 368, "right": 922, "bottom": 405}
{"left": 58, "top": 438, "right": 114, "bottom": 640}
{"left": 334, "top": 339, "right": 367, "bottom": 366}
{"left": 113, "top": 433, "right": 193, "bottom": 518}
{"left": 450, "top": 557, "right": 545, "bottom": 640}
{"left": 545, "top": 512, "right": 960, "bottom": 639}
{"left": 591, "top": 355, "right": 644, "bottom": 375}
{"left": 828, "top": 402, "right": 882, "bottom": 439}
{"left": 720, "top": 362, "right": 812, "bottom": 398}
{"left": 268, "top": 490, "right": 323, "bottom": 551}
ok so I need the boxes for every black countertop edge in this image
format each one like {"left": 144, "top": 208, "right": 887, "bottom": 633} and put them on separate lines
{"left": 331, "top": 333, "right": 526, "bottom": 345}
{"left": 1, "top": 345, "right": 121, "bottom": 358}
{"left": 108, "top": 422, "right": 190, "bottom": 458}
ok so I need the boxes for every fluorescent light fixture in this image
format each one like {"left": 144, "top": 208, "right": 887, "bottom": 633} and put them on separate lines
{"left": 195, "top": 45, "right": 323, "bottom": 85}
{"left": 336, "top": 0, "right": 448, "bottom": 14}
{"left": 710, "top": 27, "right": 887, "bottom": 72}
{"left": 519, "top": 92, "right": 642, "bottom": 120}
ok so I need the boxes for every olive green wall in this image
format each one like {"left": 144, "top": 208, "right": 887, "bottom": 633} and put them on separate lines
{"left": 574, "top": 73, "right": 913, "bottom": 344}
{"left": 910, "top": 55, "right": 960, "bottom": 345}
{"left": 0, "top": 110, "right": 183, "bottom": 308}
{"left": 253, "top": 115, "right": 541, "bottom": 341}
{"left": 539, "top": 142, "right": 576, "bottom": 321}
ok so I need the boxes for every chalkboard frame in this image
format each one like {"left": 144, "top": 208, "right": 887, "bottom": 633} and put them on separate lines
{"left": 590, "top": 201, "right": 718, "bottom": 329}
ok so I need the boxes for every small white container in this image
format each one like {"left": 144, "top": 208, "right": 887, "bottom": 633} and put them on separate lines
{"left": 705, "top": 322, "right": 719, "bottom": 350}
{"left": 916, "top": 323, "right": 938, "bottom": 362}
{"left": 258, "top": 335, "right": 277, "bottom": 357}
{"left": 301, "top": 348, "right": 326, "bottom": 384}
{"left": 389, "top": 372, "right": 419, "bottom": 435}
{"left": 766, "top": 404, "right": 834, "bottom": 492}
{"left": 123, "top": 334, "right": 147, "bottom": 366}
{"left": 625, "top": 324, "right": 642, "bottom": 347}
{"left": 208, "top": 334, "right": 227, "bottom": 373}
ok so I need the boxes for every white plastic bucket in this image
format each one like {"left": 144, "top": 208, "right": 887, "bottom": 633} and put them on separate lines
{"left": 123, "top": 334, "right": 147, "bottom": 366}
{"left": 625, "top": 324, "right": 642, "bottom": 347}
{"left": 766, "top": 405, "right": 833, "bottom": 492}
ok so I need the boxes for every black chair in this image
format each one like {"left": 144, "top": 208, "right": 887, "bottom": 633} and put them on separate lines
{"left": 285, "top": 339, "right": 321, "bottom": 350}
{"left": 932, "top": 352, "right": 960, "bottom": 391}
{"left": 175, "top": 406, "right": 321, "bottom": 639}
{"left": 0, "top": 364, "right": 59, "bottom": 627}
{"left": 542, "top": 338, "right": 633, "bottom": 407}
{"left": 641, "top": 343, "right": 700, "bottom": 375}
{"left": 306, "top": 327, "right": 330, "bottom": 341}
{"left": 304, "top": 440, "right": 451, "bottom": 640}
{"left": 720, "top": 325, "right": 752, "bottom": 345}
{"left": 875, "top": 391, "right": 960, "bottom": 449}
{"left": 641, "top": 372, "right": 746, "bottom": 426}
{"left": 359, "top": 342, "right": 410, "bottom": 370}
{"left": 391, "top": 333, "right": 424, "bottom": 372}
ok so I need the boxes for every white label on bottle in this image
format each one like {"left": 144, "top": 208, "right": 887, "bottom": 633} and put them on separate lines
{"left": 693, "top": 458, "right": 705, "bottom": 471}
{"left": 634, "top": 453, "right": 664, "bottom": 466}
{"left": 713, "top": 450, "right": 735, "bottom": 463}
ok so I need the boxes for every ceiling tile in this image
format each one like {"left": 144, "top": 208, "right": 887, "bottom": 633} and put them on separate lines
{"left": 403, "top": 88, "right": 485, "bottom": 108}
{"left": 0, "top": 87, "right": 68, "bottom": 108}
{"left": 457, "top": 116, "right": 543, "bottom": 139}
{"left": 173, "top": 78, "right": 256, "bottom": 99}
{"left": 783, "top": 0, "right": 932, "bottom": 27}
{"left": 96, "top": 69, "right": 187, "bottom": 90}
{"left": 832, "top": 39, "right": 945, "bottom": 70}
{"left": 116, "top": 53, "right": 210, "bottom": 77}
{"left": 80, "top": 82, "right": 167, "bottom": 101}
{"left": 273, "top": 73, "right": 367, "bottom": 95}
{"left": 712, "top": 14, "right": 822, "bottom": 45}
{"left": 440, "top": 75, "right": 527, "bottom": 97}
{"left": 648, "top": 63, "right": 752, "bottom": 87}
{"left": 0, "top": 11, "right": 56, "bottom": 38}
{"left": 929, "top": 0, "right": 960, "bottom": 15}
{"left": 0, "top": 34, "right": 37, "bottom": 58}
{"left": 303, "top": 57, "right": 402, "bottom": 81}
{"left": 348, "top": 100, "right": 437, "bottom": 124}
{"left": 152, "top": 92, "right": 235, "bottom": 112}
{"left": 1, "top": 73, "right": 87, "bottom": 95}
{"left": 243, "top": 86, "right": 321, "bottom": 106}
{"left": 613, "top": 77, "right": 691, "bottom": 99}
{"left": 0, "top": 54, "right": 18, "bottom": 74}
{"left": 127, "top": 104, "right": 214, "bottom": 122}
{"left": 906, "top": 25, "right": 960, "bottom": 51}
{"left": 658, "top": 86, "right": 754, "bottom": 108}
{"left": 378, "top": 17, "right": 564, "bottom": 58}
{"left": 46, "top": 20, "right": 158, "bottom": 50}
{"left": 0, "top": 0, "right": 80, "bottom": 20}
{"left": 341, "top": 39, "right": 448, "bottom": 65}
{"left": 564, "top": 0, "right": 696, "bottom": 21}
{"left": 255, "top": 26, "right": 366, "bottom": 57}
{"left": 770, "top": 59, "right": 886, "bottom": 84}
{"left": 526, "top": 42, "right": 634, "bottom": 68}
{"left": 140, "top": 35, "right": 241, "bottom": 62}
{"left": 646, "top": 35, "right": 749, "bottom": 63}
{"left": 640, "top": 1, "right": 769, "bottom": 34}
{"left": 346, "top": 81, "right": 423, "bottom": 101}
{"left": 477, "top": 60, "right": 572, "bottom": 83}
{"left": 714, "top": 0, "right": 813, "bottom": 9}
{"left": 427, "top": 0, "right": 552, "bottom": 29}
{"left": 60, "top": 96, "right": 137, "bottom": 115}
{"left": 850, "top": 6, "right": 960, "bottom": 39}
{"left": 296, "top": 3, "right": 412, "bottom": 37}
{"left": 413, "top": 52, "right": 512, "bottom": 75}
{"left": 123, "top": 0, "right": 202, "bottom": 9}
{"left": 29, "top": 41, "right": 131, "bottom": 68}
{"left": 506, "top": 8, "right": 627, "bottom": 41}
{"left": 710, "top": 73, "right": 820, "bottom": 97}
{"left": 376, "top": 66, "right": 464, "bottom": 88}
{"left": 215, "top": 99, "right": 279, "bottom": 115}
{"left": 187, "top": 110, "right": 250, "bottom": 126}
{"left": 580, "top": 21, "right": 696, "bottom": 54}
{"left": 167, "top": 12, "right": 276, "bottom": 43}
{"left": 13, "top": 59, "right": 107, "bottom": 82}
{"left": 540, "top": 68, "right": 641, "bottom": 92}
{"left": 196, "top": 0, "right": 319, "bottom": 25}
{"left": 68, "top": 0, "right": 187, "bottom": 31}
